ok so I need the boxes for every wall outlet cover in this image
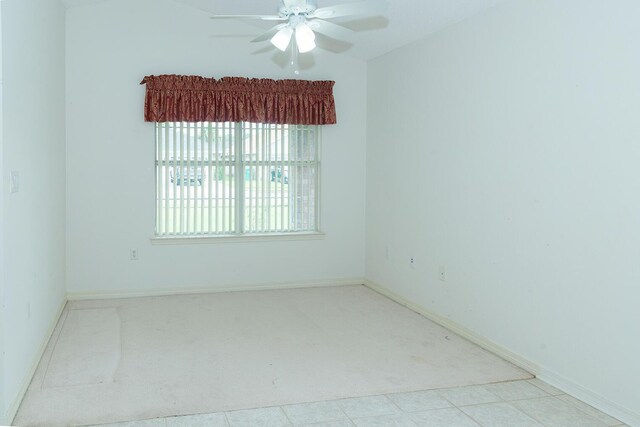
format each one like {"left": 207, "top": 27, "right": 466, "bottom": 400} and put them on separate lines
{"left": 10, "top": 171, "right": 20, "bottom": 193}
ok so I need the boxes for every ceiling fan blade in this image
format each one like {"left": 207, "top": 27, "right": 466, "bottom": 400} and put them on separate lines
{"left": 308, "top": 19, "right": 353, "bottom": 40}
{"left": 210, "top": 15, "right": 286, "bottom": 21}
{"left": 251, "top": 24, "right": 287, "bottom": 43}
{"left": 313, "top": 0, "right": 388, "bottom": 20}
{"left": 314, "top": 32, "right": 354, "bottom": 54}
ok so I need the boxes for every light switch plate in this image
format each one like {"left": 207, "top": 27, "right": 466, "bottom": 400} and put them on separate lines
{"left": 9, "top": 171, "right": 19, "bottom": 193}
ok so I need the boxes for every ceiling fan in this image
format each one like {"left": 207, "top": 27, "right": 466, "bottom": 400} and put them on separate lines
{"left": 210, "top": 0, "right": 387, "bottom": 54}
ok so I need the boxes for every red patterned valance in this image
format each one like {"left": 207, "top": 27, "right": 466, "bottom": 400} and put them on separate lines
{"left": 140, "top": 75, "right": 336, "bottom": 125}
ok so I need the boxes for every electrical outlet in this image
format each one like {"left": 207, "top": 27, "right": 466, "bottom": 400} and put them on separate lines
{"left": 385, "top": 245, "right": 390, "bottom": 260}
{"left": 438, "top": 265, "right": 446, "bottom": 281}
{"left": 130, "top": 248, "right": 139, "bottom": 261}
{"left": 9, "top": 171, "right": 19, "bottom": 193}
{"left": 410, "top": 257, "right": 416, "bottom": 268}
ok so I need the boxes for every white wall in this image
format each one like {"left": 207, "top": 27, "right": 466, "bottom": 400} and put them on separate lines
{"left": 0, "top": 3, "right": 5, "bottom": 420}
{"left": 1, "top": 0, "right": 66, "bottom": 423}
{"left": 65, "top": 0, "right": 367, "bottom": 296}
{"left": 366, "top": 0, "right": 640, "bottom": 423}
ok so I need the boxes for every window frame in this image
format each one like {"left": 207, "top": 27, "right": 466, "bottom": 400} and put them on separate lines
{"left": 151, "top": 121, "right": 323, "bottom": 243}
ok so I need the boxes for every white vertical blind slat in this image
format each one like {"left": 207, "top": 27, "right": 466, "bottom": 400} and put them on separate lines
{"left": 207, "top": 122, "right": 213, "bottom": 233}
{"left": 165, "top": 123, "right": 169, "bottom": 234}
{"left": 267, "top": 125, "right": 272, "bottom": 232}
{"left": 292, "top": 127, "right": 298, "bottom": 230}
{"left": 179, "top": 122, "right": 185, "bottom": 234}
{"left": 155, "top": 124, "right": 162, "bottom": 235}
{"left": 220, "top": 122, "right": 226, "bottom": 233}
{"left": 307, "top": 127, "right": 312, "bottom": 231}
{"left": 247, "top": 123, "right": 253, "bottom": 233}
{"left": 199, "top": 122, "right": 204, "bottom": 234}
{"left": 279, "top": 124, "right": 283, "bottom": 232}
{"left": 259, "top": 124, "right": 263, "bottom": 233}
{"left": 188, "top": 123, "right": 194, "bottom": 234}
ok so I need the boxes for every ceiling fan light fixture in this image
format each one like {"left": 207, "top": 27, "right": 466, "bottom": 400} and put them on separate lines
{"left": 271, "top": 26, "right": 294, "bottom": 51}
{"left": 212, "top": 0, "right": 388, "bottom": 63}
{"left": 295, "top": 22, "right": 316, "bottom": 53}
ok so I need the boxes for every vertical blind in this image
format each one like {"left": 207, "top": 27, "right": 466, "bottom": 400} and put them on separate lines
{"left": 155, "top": 122, "right": 319, "bottom": 237}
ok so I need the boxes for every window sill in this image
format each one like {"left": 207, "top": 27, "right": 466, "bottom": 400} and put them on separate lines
{"left": 150, "top": 232, "right": 325, "bottom": 245}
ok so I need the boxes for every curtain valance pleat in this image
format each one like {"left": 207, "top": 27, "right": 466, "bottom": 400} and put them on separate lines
{"left": 140, "top": 75, "right": 337, "bottom": 125}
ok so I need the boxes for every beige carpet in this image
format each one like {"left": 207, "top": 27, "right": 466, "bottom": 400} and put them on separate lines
{"left": 15, "top": 285, "right": 531, "bottom": 426}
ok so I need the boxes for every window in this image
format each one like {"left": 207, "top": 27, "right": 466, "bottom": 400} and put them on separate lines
{"left": 154, "top": 122, "right": 320, "bottom": 238}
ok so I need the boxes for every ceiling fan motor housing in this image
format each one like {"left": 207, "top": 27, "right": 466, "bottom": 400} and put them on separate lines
{"left": 280, "top": 0, "right": 318, "bottom": 17}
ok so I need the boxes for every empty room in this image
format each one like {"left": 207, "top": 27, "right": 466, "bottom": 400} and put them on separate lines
{"left": 1, "top": 0, "right": 638, "bottom": 426}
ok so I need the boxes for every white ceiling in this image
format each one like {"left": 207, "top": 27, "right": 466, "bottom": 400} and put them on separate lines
{"left": 62, "top": 0, "right": 507, "bottom": 60}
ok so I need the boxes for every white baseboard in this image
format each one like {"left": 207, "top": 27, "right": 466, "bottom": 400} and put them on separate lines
{"left": 4, "top": 298, "right": 67, "bottom": 426}
{"left": 66, "top": 277, "right": 365, "bottom": 301}
{"left": 364, "top": 279, "right": 540, "bottom": 374}
{"left": 364, "top": 278, "right": 640, "bottom": 427}
{"left": 536, "top": 368, "right": 640, "bottom": 427}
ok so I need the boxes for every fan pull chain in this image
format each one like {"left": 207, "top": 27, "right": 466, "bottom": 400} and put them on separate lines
{"left": 290, "top": 44, "right": 300, "bottom": 75}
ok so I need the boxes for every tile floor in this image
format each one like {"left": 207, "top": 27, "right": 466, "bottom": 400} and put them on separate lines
{"left": 94, "top": 379, "right": 627, "bottom": 427}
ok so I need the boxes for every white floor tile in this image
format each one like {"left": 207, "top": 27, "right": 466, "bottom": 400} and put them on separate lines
{"left": 97, "top": 419, "right": 167, "bottom": 427}
{"left": 165, "top": 412, "right": 228, "bottom": 426}
{"left": 282, "top": 401, "right": 349, "bottom": 425}
{"left": 555, "top": 395, "right": 621, "bottom": 426}
{"left": 337, "top": 395, "right": 399, "bottom": 418}
{"left": 351, "top": 414, "right": 417, "bottom": 427}
{"left": 512, "top": 396, "right": 606, "bottom": 427}
{"left": 484, "top": 381, "right": 549, "bottom": 401}
{"left": 386, "top": 390, "right": 452, "bottom": 412}
{"left": 226, "top": 407, "right": 291, "bottom": 427}
{"left": 297, "top": 421, "right": 355, "bottom": 427}
{"left": 460, "top": 402, "right": 542, "bottom": 426}
{"left": 527, "top": 378, "right": 563, "bottom": 395}
{"left": 411, "top": 408, "right": 480, "bottom": 427}
{"left": 436, "top": 385, "right": 501, "bottom": 406}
